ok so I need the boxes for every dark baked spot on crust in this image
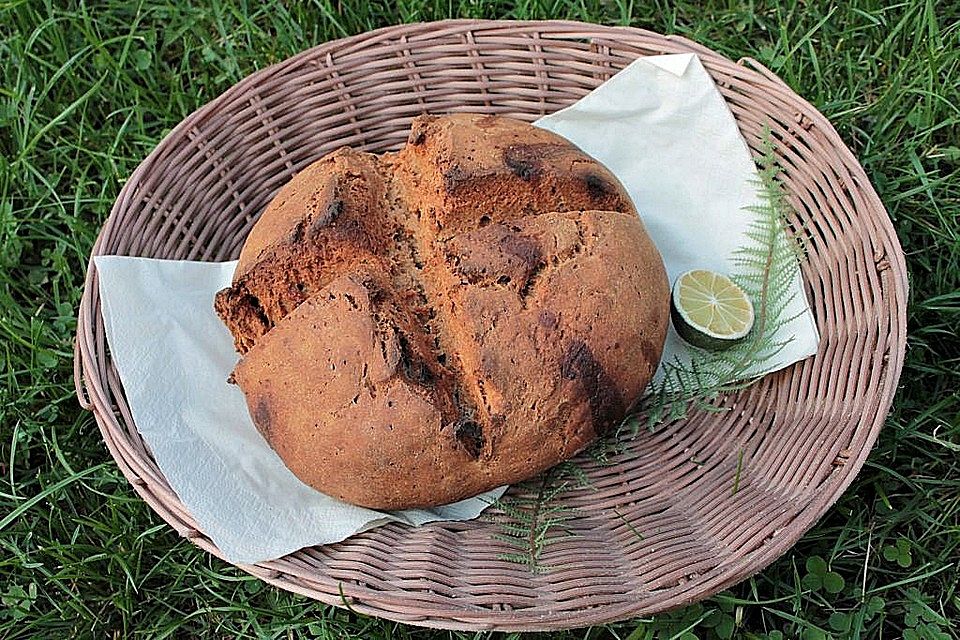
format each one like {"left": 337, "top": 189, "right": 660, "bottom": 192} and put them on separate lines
{"left": 447, "top": 226, "right": 546, "bottom": 291}
{"left": 328, "top": 199, "right": 345, "bottom": 222}
{"left": 309, "top": 199, "right": 344, "bottom": 235}
{"left": 252, "top": 396, "right": 273, "bottom": 439}
{"left": 502, "top": 144, "right": 543, "bottom": 181}
{"left": 560, "top": 340, "right": 625, "bottom": 434}
{"left": 499, "top": 230, "right": 542, "bottom": 268}
{"left": 454, "top": 419, "right": 484, "bottom": 458}
{"left": 397, "top": 332, "right": 435, "bottom": 386}
{"left": 639, "top": 339, "right": 660, "bottom": 376}
{"left": 359, "top": 274, "right": 385, "bottom": 304}
{"left": 501, "top": 234, "right": 545, "bottom": 301}
{"left": 407, "top": 116, "right": 436, "bottom": 145}
{"left": 584, "top": 173, "right": 614, "bottom": 200}
{"left": 502, "top": 142, "right": 570, "bottom": 182}
{"left": 538, "top": 309, "right": 559, "bottom": 330}
{"left": 288, "top": 219, "right": 306, "bottom": 244}
{"left": 442, "top": 164, "right": 469, "bottom": 192}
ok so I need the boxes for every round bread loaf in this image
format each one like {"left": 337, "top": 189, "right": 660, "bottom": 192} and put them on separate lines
{"left": 215, "top": 114, "right": 670, "bottom": 509}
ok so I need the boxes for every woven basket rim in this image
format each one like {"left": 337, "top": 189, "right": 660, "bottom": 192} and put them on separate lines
{"left": 74, "top": 19, "right": 908, "bottom": 632}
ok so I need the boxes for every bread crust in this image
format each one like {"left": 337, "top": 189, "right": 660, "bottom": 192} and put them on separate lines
{"left": 215, "top": 114, "right": 669, "bottom": 509}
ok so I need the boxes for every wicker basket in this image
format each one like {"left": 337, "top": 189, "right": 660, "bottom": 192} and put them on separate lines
{"left": 74, "top": 20, "right": 907, "bottom": 631}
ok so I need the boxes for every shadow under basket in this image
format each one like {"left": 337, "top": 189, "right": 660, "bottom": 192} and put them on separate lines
{"left": 74, "top": 20, "right": 907, "bottom": 632}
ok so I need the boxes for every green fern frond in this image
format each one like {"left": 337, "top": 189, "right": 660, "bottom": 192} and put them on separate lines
{"left": 552, "top": 460, "right": 592, "bottom": 489}
{"left": 495, "top": 551, "right": 546, "bottom": 573}
{"left": 487, "top": 466, "right": 584, "bottom": 573}
{"left": 584, "top": 432, "right": 624, "bottom": 466}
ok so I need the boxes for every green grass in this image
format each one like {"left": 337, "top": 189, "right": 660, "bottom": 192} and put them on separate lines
{"left": 1, "top": 0, "right": 957, "bottom": 638}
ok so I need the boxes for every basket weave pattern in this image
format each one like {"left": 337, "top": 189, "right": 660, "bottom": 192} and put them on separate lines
{"left": 75, "top": 21, "right": 907, "bottom": 631}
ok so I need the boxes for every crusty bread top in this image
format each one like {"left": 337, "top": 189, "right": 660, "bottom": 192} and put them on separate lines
{"left": 215, "top": 114, "right": 669, "bottom": 509}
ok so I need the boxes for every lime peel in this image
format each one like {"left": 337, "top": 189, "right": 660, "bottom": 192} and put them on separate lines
{"left": 670, "top": 269, "right": 755, "bottom": 351}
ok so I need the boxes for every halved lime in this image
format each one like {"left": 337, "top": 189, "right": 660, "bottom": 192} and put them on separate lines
{"left": 670, "top": 269, "right": 755, "bottom": 350}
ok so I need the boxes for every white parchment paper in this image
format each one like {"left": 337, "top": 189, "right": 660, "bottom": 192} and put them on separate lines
{"left": 95, "top": 53, "right": 818, "bottom": 564}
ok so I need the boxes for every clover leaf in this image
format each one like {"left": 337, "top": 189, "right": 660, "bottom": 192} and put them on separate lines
{"left": 882, "top": 537, "right": 913, "bottom": 568}
{"left": 802, "top": 555, "right": 845, "bottom": 594}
